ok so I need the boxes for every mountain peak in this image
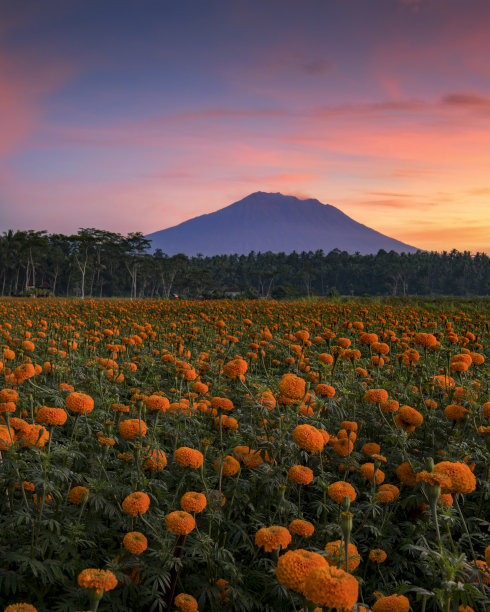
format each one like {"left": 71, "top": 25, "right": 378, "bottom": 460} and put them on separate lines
{"left": 146, "top": 192, "right": 419, "bottom": 256}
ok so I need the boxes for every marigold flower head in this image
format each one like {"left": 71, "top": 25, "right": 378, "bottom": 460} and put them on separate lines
{"left": 4, "top": 604, "right": 38, "bottom": 612}
{"left": 394, "top": 405, "right": 423, "bottom": 432}
{"left": 174, "top": 446, "right": 204, "bottom": 468}
{"left": 360, "top": 463, "right": 385, "bottom": 485}
{"left": 255, "top": 526, "right": 291, "bottom": 552}
{"left": 364, "top": 389, "right": 389, "bottom": 404}
{"left": 65, "top": 392, "right": 94, "bottom": 415}
{"left": 414, "top": 332, "right": 437, "bottom": 348}
{"left": 69, "top": 486, "right": 89, "bottom": 505}
{"left": 482, "top": 402, "right": 490, "bottom": 419}
{"left": 181, "top": 491, "right": 207, "bottom": 513}
{"left": 303, "top": 566, "right": 358, "bottom": 610}
{"left": 376, "top": 484, "right": 400, "bottom": 503}
{"left": 293, "top": 424, "right": 325, "bottom": 454}
{"left": 324, "top": 540, "right": 361, "bottom": 572}
{"left": 328, "top": 481, "right": 357, "bottom": 504}
{"left": 372, "top": 594, "right": 410, "bottom": 612}
{"left": 210, "top": 397, "right": 234, "bottom": 411}
{"left": 275, "top": 549, "right": 327, "bottom": 593}
{"left": 214, "top": 455, "right": 240, "bottom": 476}
{"left": 279, "top": 373, "right": 306, "bottom": 400}
{"left": 174, "top": 593, "right": 198, "bottom": 612}
{"left": 433, "top": 461, "right": 476, "bottom": 494}
{"left": 144, "top": 448, "right": 167, "bottom": 471}
{"left": 223, "top": 357, "right": 248, "bottom": 379}
{"left": 77, "top": 568, "right": 117, "bottom": 594}
{"left": 35, "top": 406, "right": 67, "bottom": 426}
{"left": 121, "top": 491, "right": 150, "bottom": 516}
{"left": 369, "top": 549, "right": 387, "bottom": 563}
{"left": 380, "top": 399, "right": 399, "bottom": 413}
{"left": 123, "top": 531, "right": 148, "bottom": 555}
{"left": 288, "top": 519, "right": 314, "bottom": 538}
{"left": 145, "top": 394, "right": 170, "bottom": 412}
{"left": 119, "top": 419, "right": 147, "bottom": 440}
{"left": 165, "top": 510, "right": 196, "bottom": 535}
{"left": 315, "top": 384, "right": 336, "bottom": 398}
{"left": 396, "top": 462, "right": 416, "bottom": 487}
{"left": 0, "top": 388, "right": 18, "bottom": 403}
{"left": 288, "top": 465, "right": 314, "bottom": 485}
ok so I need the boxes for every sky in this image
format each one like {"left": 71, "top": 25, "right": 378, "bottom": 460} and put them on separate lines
{"left": 1, "top": 0, "right": 490, "bottom": 253}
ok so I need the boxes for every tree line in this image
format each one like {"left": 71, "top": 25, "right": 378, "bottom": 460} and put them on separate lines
{"left": 0, "top": 228, "right": 489, "bottom": 298}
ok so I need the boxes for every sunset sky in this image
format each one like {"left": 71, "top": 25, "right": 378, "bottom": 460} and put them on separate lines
{"left": 1, "top": 0, "right": 490, "bottom": 253}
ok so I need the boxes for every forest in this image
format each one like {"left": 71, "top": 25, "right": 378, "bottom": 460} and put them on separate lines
{"left": 0, "top": 228, "right": 489, "bottom": 299}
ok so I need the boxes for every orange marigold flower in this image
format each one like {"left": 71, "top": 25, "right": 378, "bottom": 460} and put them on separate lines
{"left": 414, "top": 332, "right": 437, "bottom": 348}
{"left": 303, "top": 566, "right": 358, "bottom": 610}
{"left": 372, "top": 594, "right": 410, "bottom": 612}
{"left": 289, "top": 519, "right": 314, "bottom": 538}
{"left": 275, "top": 549, "right": 327, "bottom": 593}
{"left": 288, "top": 465, "right": 314, "bottom": 485}
{"left": 324, "top": 540, "right": 361, "bottom": 572}
{"left": 174, "top": 593, "right": 199, "bottom": 612}
{"left": 394, "top": 405, "right": 423, "bottom": 432}
{"left": 482, "top": 402, "right": 490, "bottom": 419}
{"left": 433, "top": 461, "right": 476, "bottom": 494}
{"left": 439, "top": 493, "right": 453, "bottom": 507}
{"left": 145, "top": 395, "right": 170, "bottom": 412}
{"left": 362, "top": 442, "right": 381, "bottom": 456}
{"left": 16, "top": 423, "right": 49, "bottom": 448}
{"left": 369, "top": 549, "right": 387, "bottom": 563}
{"left": 380, "top": 399, "right": 399, "bottom": 413}
{"left": 360, "top": 463, "right": 385, "bottom": 485}
{"left": 315, "top": 384, "right": 336, "bottom": 398}
{"left": 13, "top": 363, "right": 36, "bottom": 382}
{"left": 35, "top": 406, "right": 67, "bottom": 426}
{"left": 174, "top": 447, "right": 204, "bottom": 468}
{"left": 331, "top": 436, "right": 354, "bottom": 457}
{"left": 118, "top": 419, "right": 147, "bottom": 440}
{"left": 293, "top": 424, "right": 325, "bottom": 454}
{"left": 364, "top": 389, "right": 389, "bottom": 404}
{"left": 376, "top": 484, "right": 400, "bottom": 503}
{"left": 144, "top": 448, "right": 167, "bottom": 471}
{"left": 278, "top": 373, "right": 306, "bottom": 400}
{"left": 396, "top": 462, "right": 416, "bottom": 488}
{"left": 165, "top": 510, "right": 196, "bottom": 535}
{"left": 0, "top": 401, "right": 16, "bottom": 414}
{"left": 485, "top": 545, "right": 490, "bottom": 566}
{"left": 65, "top": 392, "right": 94, "bottom": 415}
{"left": 77, "top": 568, "right": 117, "bottom": 595}
{"left": 255, "top": 526, "right": 291, "bottom": 552}
{"left": 122, "top": 491, "right": 150, "bottom": 516}
{"left": 444, "top": 403, "right": 470, "bottom": 422}
{"left": 223, "top": 357, "right": 248, "bottom": 379}
{"left": 4, "top": 604, "right": 38, "bottom": 612}
{"left": 123, "top": 531, "right": 148, "bottom": 555}
{"left": 328, "top": 481, "right": 357, "bottom": 504}
{"left": 255, "top": 390, "right": 276, "bottom": 410}
{"left": 210, "top": 397, "right": 234, "bottom": 412}
{"left": 69, "top": 486, "right": 89, "bottom": 505}
{"left": 416, "top": 470, "right": 452, "bottom": 489}
{"left": 181, "top": 491, "right": 207, "bottom": 513}
{"left": 214, "top": 455, "right": 240, "bottom": 476}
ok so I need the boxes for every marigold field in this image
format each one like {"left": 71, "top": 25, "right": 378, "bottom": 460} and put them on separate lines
{"left": 0, "top": 298, "right": 489, "bottom": 612}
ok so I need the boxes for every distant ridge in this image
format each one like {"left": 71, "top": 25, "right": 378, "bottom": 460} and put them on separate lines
{"left": 146, "top": 191, "right": 419, "bottom": 255}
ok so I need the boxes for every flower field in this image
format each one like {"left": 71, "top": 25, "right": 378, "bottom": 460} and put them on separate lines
{"left": 0, "top": 297, "right": 489, "bottom": 612}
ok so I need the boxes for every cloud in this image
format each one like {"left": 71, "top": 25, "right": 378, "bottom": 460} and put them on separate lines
{"left": 441, "top": 92, "right": 490, "bottom": 112}
{"left": 302, "top": 57, "right": 335, "bottom": 76}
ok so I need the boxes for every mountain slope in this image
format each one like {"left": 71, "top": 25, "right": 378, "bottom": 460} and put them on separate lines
{"left": 146, "top": 192, "right": 419, "bottom": 255}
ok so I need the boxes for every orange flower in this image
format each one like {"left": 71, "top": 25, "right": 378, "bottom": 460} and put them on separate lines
{"left": 364, "top": 389, "right": 389, "bottom": 404}
{"left": 223, "top": 357, "right": 248, "bottom": 379}
{"left": 372, "top": 594, "right": 410, "bottom": 612}
{"left": 328, "top": 481, "right": 357, "bottom": 504}
{"left": 324, "top": 540, "right": 361, "bottom": 572}
{"left": 122, "top": 492, "right": 150, "bottom": 516}
{"left": 123, "top": 531, "right": 148, "bottom": 555}
{"left": 77, "top": 568, "right": 117, "bottom": 594}
{"left": 181, "top": 491, "right": 207, "bottom": 513}
{"left": 145, "top": 395, "right": 170, "bottom": 412}
{"left": 396, "top": 462, "right": 416, "bottom": 488}
{"left": 65, "top": 392, "right": 94, "bottom": 415}
{"left": 315, "top": 384, "right": 336, "bottom": 398}
{"left": 433, "top": 461, "right": 476, "bottom": 494}
{"left": 165, "top": 510, "right": 196, "bottom": 535}
{"left": 69, "top": 486, "right": 89, "bottom": 505}
{"left": 288, "top": 519, "right": 314, "bottom": 538}
{"left": 255, "top": 526, "right": 291, "bottom": 552}
{"left": 278, "top": 373, "right": 306, "bottom": 400}
{"left": 376, "top": 484, "right": 400, "bottom": 503}
{"left": 210, "top": 397, "right": 234, "bottom": 411}
{"left": 35, "top": 406, "right": 67, "bottom": 426}
{"left": 275, "top": 549, "right": 327, "bottom": 593}
{"left": 4, "top": 604, "right": 38, "bottom": 612}
{"left": 369, "top": 549, "right": 387, "bottom": 563}
{"left": 394, "top": 405, "right": 423, "bottom": 432}
{"left": 303, "top": 566, "right": 358, "bottom": 610}
{"left": 214, "top": 455, "right": 240, "bottom": 476}
{"left": 0, "top": 388, "right": 18, "bottom": 403}
{"left": 144, "top": 448, "right": 167, "bottom": 471}
{"left": 444, "top": 404, "right": 470, "bottom": 421}
{"left": 414, "top": 332, "right": 437, "bottom": 348}
{"left": 174, "top": 447, "right": 204, "bottom": 468}
{"left": 293, "top": 424, "right": 325, "bottom": 454}
{"left": 174, "top": 593, "right": 199, "bottom": 612}
{"left": 360, "top": 463, "right": 385, "bottom": 485}
{"left": 118, "top": 419, "right": 147, "bottom": 440}
{"left": 288, "top": 465, "right": 314, "bottom": 485}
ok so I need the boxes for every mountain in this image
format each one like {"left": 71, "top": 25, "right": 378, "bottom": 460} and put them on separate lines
{"left": 146, "top": 191, "right": 419, "bottom": 256}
